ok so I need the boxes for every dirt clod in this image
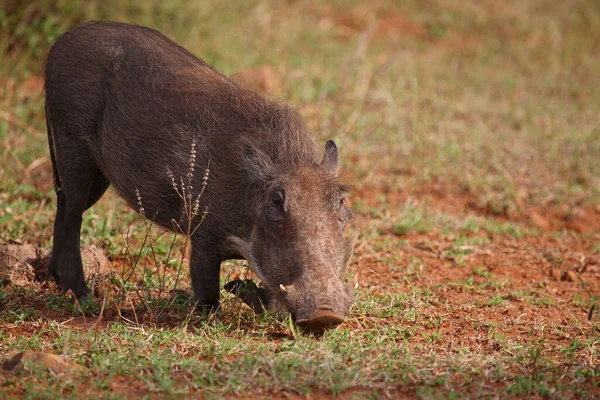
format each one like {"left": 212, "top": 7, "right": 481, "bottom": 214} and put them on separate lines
{"left": 80, "top": 245, "right": 113, "bottom": 278}
{"left": 0, "top": 242, "right": 39, "bottom": 267}
{"left": 549, "top": 266, "right": 562, "bottom": 281}
{"left": 0, "top": 242, "right": 114, "bottom": 288}
{"left": 565, "top": 270, "right": 578, "bottom": 282}
{"left": 2, "top": 351, "right": 84, "bottom": 375}
{"left": 0, "top": 242, "right": 46, "bottom": 287}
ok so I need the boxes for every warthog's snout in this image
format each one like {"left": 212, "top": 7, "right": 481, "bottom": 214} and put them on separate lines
{"left": 296, "top": 309, "right": 345, "bottom": 332}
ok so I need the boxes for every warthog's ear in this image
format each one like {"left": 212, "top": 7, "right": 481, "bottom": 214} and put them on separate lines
{"left": 322, "top": 140, "right": 339, "bottom": 173}
{"left": 242, "top": 141, "right": 274, "bottom": 183}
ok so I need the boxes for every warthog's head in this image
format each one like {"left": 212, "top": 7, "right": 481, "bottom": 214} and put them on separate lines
{"left": 229, "top": 140, "right": 354, "bottom": 331}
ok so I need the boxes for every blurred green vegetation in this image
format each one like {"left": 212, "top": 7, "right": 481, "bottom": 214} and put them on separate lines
{"left": 1, "top": 0, "right": 92, "bottom": 76}
{"left": 1, "top": 0, "right": 600, "bottom": 243}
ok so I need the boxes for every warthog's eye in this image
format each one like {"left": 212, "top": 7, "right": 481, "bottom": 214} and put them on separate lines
{"left": 337, "top": 192, "right": 352, "bottom": 223}
{"left": 266, "top": 188, "right": 286, "bottom": 221}
{"left": 271, "top": 190, "right": 284, "bottom": 207}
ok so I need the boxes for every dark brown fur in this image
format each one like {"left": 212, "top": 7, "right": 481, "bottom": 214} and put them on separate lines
{"left": 45, "top": 21, "right": 353, "bottom": 329}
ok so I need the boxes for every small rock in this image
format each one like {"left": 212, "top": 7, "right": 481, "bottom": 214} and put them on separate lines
{"left": 549, "top": 267, "right": 562, "bottom": 281}
{"left": 2, "top": 351, "right": 83, "bottom": 375}
{"left": 565, "top": 270, "right": 578, "bottom": 282}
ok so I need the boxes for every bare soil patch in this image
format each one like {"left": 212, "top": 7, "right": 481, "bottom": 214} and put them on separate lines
{"left": 356, "top": 181, "right": 600, "bottom": 235}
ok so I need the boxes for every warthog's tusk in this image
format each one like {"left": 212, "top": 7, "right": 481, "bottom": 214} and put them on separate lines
{"left": 279, "top": 284, "right": 287, "bottom": 293}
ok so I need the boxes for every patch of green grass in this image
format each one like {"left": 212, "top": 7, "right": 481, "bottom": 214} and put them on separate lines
{"left": 424, "top": 330, "right": 442, "bottom": 343}
{"left": 458, "top": 271, "right": 508, "bottom": 292}
{"left": 507, "top": 376, "right": 552, "bottom": 397}
{"left": 560, "top": 339, "right": 585, "bottom": 358}
{"left": 443, "top": 235, "right": 489, "bottom": 266}
{"left": 472, "top": 267, "right": 490, "bottom": 279}
{"left": 403, "top": 255, "right": 425, "bottom": 279}
{"left": 508, "top": 289, "right": 556, "bottom": 307}
{"left": 393, "top": 207, "right": 434, "bottom": 236}
{"left": 5, "top": 310, "right": 593, "bottom": 398}
{"left": 487, "top": 294, "right": 507, "bottom": 307}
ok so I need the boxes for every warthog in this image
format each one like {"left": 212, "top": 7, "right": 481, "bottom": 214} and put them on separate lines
{"left": 45, "top": 21, "right": 354, "bottom": 331}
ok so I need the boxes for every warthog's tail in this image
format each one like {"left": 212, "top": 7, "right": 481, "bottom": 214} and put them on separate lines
{"left": 45, "top": 104, "right": 62, "bottom": 193}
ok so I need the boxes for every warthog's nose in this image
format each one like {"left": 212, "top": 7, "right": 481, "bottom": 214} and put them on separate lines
{"left": 296, "top": 309, "right": 345, "bottom": 332}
